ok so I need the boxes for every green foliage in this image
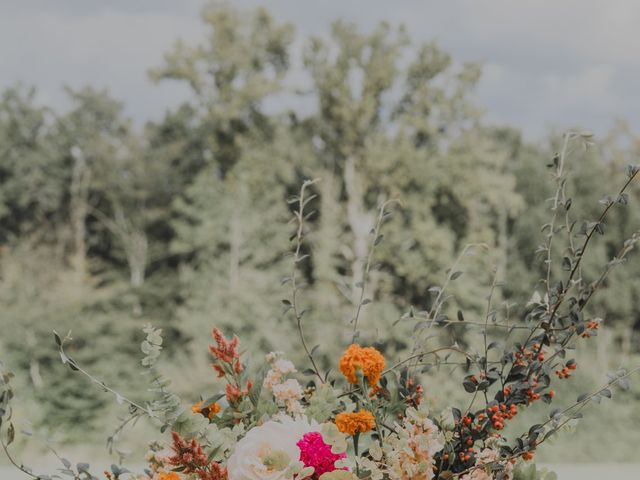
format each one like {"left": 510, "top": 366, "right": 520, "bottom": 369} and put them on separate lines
{"left": 1, "top": 0, "right": 640, "bottom": 464}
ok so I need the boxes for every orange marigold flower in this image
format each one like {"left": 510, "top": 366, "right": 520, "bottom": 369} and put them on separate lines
{"left": 207, "top": 402, "right": 222, "bottom": 418}
{"left": 335, "top": 410, "right": 376, "bottom": 436}
{"left": 339, "top": 344, "right": 385, "bottom": 386}
{"left": 158, "top": 472, "right": 181, "bottom": 480}
{"left": 192, "top": 400, "right": 204, "bottom": 414}
{"left": 192, "top": 400, "right": 222, "bottom": 419}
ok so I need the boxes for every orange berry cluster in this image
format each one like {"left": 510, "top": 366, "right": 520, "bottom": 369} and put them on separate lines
{"left": 581, "top": 319, "right": 600, "bottom": 338}
{"left": 524, "top": 375, "right": 544, "bottom": 404}
{"left": 485, "top": 403, "right": 518, "bottom": 430}
{"left": 514, "top": 343, "right": 545, "bottom": 366}
{"left": 555, "top": 360, "right": 577, "bottom": 379}
{"left": 522, "top": 451, "right": 535, "bottom": 461}
{"left": 457, "top": 450, "right": 473, "bottom": 463}
{"left": 456, "top": 416, "right": 478, "bottom": 463}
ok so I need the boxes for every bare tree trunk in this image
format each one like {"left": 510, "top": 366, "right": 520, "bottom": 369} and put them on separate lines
{"left": 69, "top": 147, "right": 91, "bottom": 285}
{"left": 344, "top": 156, "right": 374, "bottom": 308}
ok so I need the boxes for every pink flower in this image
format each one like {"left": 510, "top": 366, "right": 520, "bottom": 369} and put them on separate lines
{"left": 297, "top": 431, "right": 347, "bottom": 478}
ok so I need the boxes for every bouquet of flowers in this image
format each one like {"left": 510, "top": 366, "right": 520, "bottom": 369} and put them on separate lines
{"left": 1, "top": 132, "right": 639, "bottom": 480}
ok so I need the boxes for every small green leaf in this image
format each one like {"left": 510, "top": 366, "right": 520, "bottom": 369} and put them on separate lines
{"left": 7, "top": 422, "right": 14, "bottom": 445}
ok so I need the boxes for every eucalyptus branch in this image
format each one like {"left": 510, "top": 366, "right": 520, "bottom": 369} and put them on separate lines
{"left": 54, "top": 331, "right": 159, "bottom": 420}
{"left": 1, "top": 440, "right": 40, "bottom": 479}
{"left": 1, "top": 362, "right": 119, "bottom": 480}
{"left": 107, "top": 410, "right": 144, "bottom": 457}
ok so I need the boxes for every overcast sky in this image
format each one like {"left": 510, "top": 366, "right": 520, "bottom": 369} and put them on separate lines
{"left": 1, "top": 0, "right": 638, "bottom": 141}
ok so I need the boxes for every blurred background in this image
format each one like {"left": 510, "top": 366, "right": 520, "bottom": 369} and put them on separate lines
{"left": 1, "top": 0, "right": 640, "bottom": 476}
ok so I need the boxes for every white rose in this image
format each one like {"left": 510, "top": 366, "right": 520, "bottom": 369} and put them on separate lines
{"left": 227, "top": 416, "right": 319, "bottom": 480}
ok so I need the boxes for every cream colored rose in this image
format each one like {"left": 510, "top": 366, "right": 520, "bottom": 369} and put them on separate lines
{"left": 227, "top": 416, "right": 319, "bottom": 480}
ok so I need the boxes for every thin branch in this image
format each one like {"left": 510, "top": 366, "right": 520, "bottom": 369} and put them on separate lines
{"left": 289, "top": 178, "right": 324, "bottom": 383}
{"left": 351, "top": 199, "right": 397, "bottom": 342}
{"left": 548, "top": 167, "right": 640, "bottom": 325}
{"left": 58, "top": 339, "right": 158, "bottom": 420}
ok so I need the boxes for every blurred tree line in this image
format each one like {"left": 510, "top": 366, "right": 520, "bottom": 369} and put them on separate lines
{"left": 1, "top": 2, "right": 640, "bottom": 441}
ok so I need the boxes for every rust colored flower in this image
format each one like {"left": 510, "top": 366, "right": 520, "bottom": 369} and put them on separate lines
{"left": 168, "top": 432, "right": 228, "bottom": 480}
{"left": 339, "top": 344, "right": 385, "bottom": 386}
{"left": 197, "top": 463, "right": 228, "bottom": 480}
{"left": 168, "top": 431, "right": 208, "bottom": 474}
{"left": 209, "top": 327, "right": 242, "bottom": 373}
{"left": 225, "top": 380, "right": 253, "bottom": 405}
{"left": 226, "top": 384, "right": 242, "bottom": 403}
{"left": 335, "top": 410, "right": 376, "bottom": 436}
{"left": 213, "top": 364, "right": 226, "bottom": 378}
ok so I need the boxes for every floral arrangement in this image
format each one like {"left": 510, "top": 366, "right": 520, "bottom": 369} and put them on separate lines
{"left": 1, "top": 132, "right": 640, "bottom": 480}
